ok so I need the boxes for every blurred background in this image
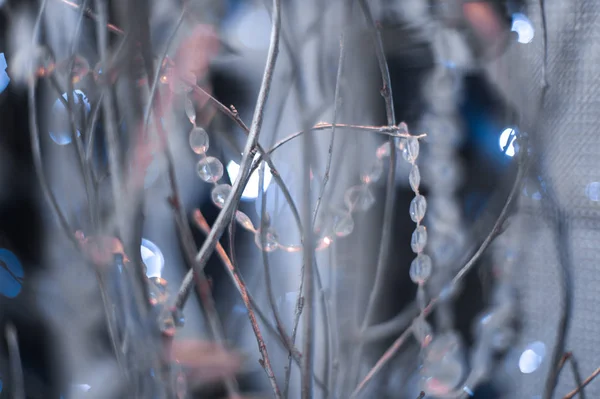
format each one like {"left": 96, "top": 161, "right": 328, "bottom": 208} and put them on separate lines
{"left": 1, "top": 0, "right": 598, "bottom": 398}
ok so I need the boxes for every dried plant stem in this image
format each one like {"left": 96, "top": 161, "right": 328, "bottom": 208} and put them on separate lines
{"left": 563, "top": 365, "right": 600, "bottom": 399}
{"left": 29, "top": 0, "right": 79, "bottom": 248}
{"left": 5, "top": 323, "right": 24, "bottom": 399}
{"left": 557, "top": 352, "right": 586, "bottom": 399}
{"left": 176, "top": 0, "right": 285, "bottom": 312}
{"left": 347, "top": 0, "right": 398, "bottom": 392}
{"left": 193, "top": 211, "right": 280, "bottom": 397}
{"left": 312, "top": 25, "right": 347, "bottom": 228}
{"left": 258, "top": 164, "right": 301, "bottom": 361}
{"left": 353, "top": 153, "right": 528, "bottom": 395}
{"left": 350, "top": 326, "right": 413, "bottom": 398}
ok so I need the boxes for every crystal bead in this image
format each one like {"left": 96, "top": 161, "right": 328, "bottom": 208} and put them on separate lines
{"left": 254, "top": 228, "right": 279, "bottom": 252}
{"left": 196, "top": 156, "right": 223, "bottom": 183}
{"left": 184, "top": 97, "right": 196, "bottom": 125}
{"left": 211, "top": 184, "right": 231, "bottom": 208}
{"left": 376, "top": 141, "right": 391, "bottom": 159}
{"left": 333, "top": 213, "right": 354, "bottom": 237}
{"left": 403, "top": 136, "right": 420, "bottom": 163}
{"left": 344, "top": 185, "right": 375, "bottom": 212}
{"left": 189, "top": 127, "right": 210, "bottom": 154}
{"left": 421, "top": 332, "right": 465, "bottom": 396}
{"left": 410, "top": 195, "right": 427, "bottom": 223}
{"left": 235, "top": 211, "right": 255, "bottom": 231}
{"left": 396, "top": 137, "right": 406, "bottom": 152}
{"left": 410, "top": 253, "right": 432, "bottom": 284}
{"left": 411, "top": 225, "right": 428, "bottom": 253}
{"left": 361, "top": 158, "right": 384, "bottom": 184}
{"left": 412, "top": 316, "right": 433, "bottom": 347}
{"left": 409, "top": 164, "right": 421, "bottom": 192}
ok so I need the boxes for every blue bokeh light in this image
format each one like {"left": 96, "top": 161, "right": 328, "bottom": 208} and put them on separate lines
{"left": 49, "top": 90, "right": 91, "bottom": 145}
{"left": 0, "top": 53, "right": 9, "bottom": 94}
{"left": 0, "top": 248, "right": 24, "bottom": 298}
{"left": 512, "top": 13, "right": 535, "bottom": 44}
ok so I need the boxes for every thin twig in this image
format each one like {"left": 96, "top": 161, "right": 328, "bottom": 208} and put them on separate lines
{"left": 350, "top": 325, "right": 413, "bottom": 398}
{"left": 557, "top": 352, "right": 586, "bottom": 399}
{"left": 312, "top": 22, "right": 347, "bottom": 229}
{"left": 353, "top": 151, "right": 529, "bottom": 395}
{"left": 193, "top": 210, "right": 281, "bottom": 398}
{"left": 28, "top": 0, "right": 79, "bottom": 248}
{"left": 348, "top": 0, "right": 398, "bottom": 391}
{"left": 175, "top": 0, "right": 282, "bottom": 312}
{"left": 563, "top": 365, "right": 600, "bottom": 399}
{"left": 140, "top": 8, "right": 239, "bottom": 397}
{"left": 5, "top": 323, "right": 24, "bottom": 399}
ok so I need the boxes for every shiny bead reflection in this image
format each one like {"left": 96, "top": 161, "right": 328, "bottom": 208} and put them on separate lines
{"left": 211, "top": 184, "right": 231, "bottom": 208}
{"left": 344, "top": 185, "right": 375, "bottom": 212}
{"left": 411, "top": 225, "right": 428, "bottom": 253}
{"left": 196, "top": 156, "right": 224, "bottom": 182}
{"left": 360, "top": 158, "right": 384, "bottom": 184}
{"left": 409, "top": 164, "right": 421, "bottom": 192}
{"left": 412, "top": 316, "right": 433, "bottom": 347}
{"left": 410, "top": 253, "right": 432, "bottom": 284}
{"left": 189, "top": 127, "right": 210, "bottom": 154}
{"left": 403, "top": 136, "right": 420, "bottom": 163}
{"left": 421, "top": 332, "right": 465, "bottom": 396}
{"left": 333, "top": 213, "right": 354, "bottom": 237}
{"left": 254, "top": 228, "right": 279, "bottom": 252}
{"left": 184, "top": 97, "right": 196, "bottom": 125}
{"left": 409, "top": 195, "right": 427, "bottom": 223}
{"left": 235, "top": 210, "right": 255, "bottom": 231}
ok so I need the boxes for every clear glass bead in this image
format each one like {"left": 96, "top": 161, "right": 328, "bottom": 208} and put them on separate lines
{"left": 235, "top": 211, "right": 255, "bottom": 231}
{"left": 344, "top": 185, "right": 375, "bottom": 212}
{"left": 376, "top": 141, "right": 391, "bottom": 159}
{"left": 412, "top": 316, "right": 433, "bottom": 347}
{"left": 333, "top": 213, "right": 354, "bottom": 237}
{"left": 411, "top": 225, "right": 428, "bottom": 253}
{"left": 409, "top": 164, "right": 421, "bottom": 192}
{"left": 361, "top": 158, "right": 384, "bottom": 184}
{"left": 403, "top": 136, "right": 420, "bottom": 163}
{"left": 211, "top": 184, "right": 231, "bottom": 208}
{"left": 410, "top": 253, "right": 433, "bottom": 284}
{"left": 254, "top": 228, "right": 279, "bottom": 252}
{"left": 184, "top": 97, "right": 196, "bottom": 125}
{"left": 409, "top": 195, "right": 427, "bottom": 223}
{"left": 196, "top": 156, "right": 223, "bottom": 183}
{"left": 189, "top": 127, "right": 210, "bottom": 154}
{"left": 421, "top": 332, "right": 466, "bottom": 396}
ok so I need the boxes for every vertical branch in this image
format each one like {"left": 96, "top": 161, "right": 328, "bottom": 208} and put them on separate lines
{"left": 194, "top": 211, "right": 282, "bottom": 398}
{"left": 182, "top": 0, "right": 281, "bottom": 306}
{"left": 5, "top": 323, "right": 24, "bottom": 399}
{"left": 346, "top": 0, "right": 398, "bottom": 391}
{"left": 29, "top": 0, "right": 79, "bottom": 248}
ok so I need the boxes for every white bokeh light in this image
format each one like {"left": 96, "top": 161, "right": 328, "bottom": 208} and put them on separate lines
{"left": 512, "top": 13, "right": 535, "bottom": 44}
{"left": 499, "top": 128, "right": 518, "bottom": 157}
{"left": 226, "top": 158, "right": 272, "bottom": 200}
{"left": 518, "top": 341, "right": 546, "bottom": 374}
{"left": 141, "top": 238, "right": 165, "bottom": 278}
